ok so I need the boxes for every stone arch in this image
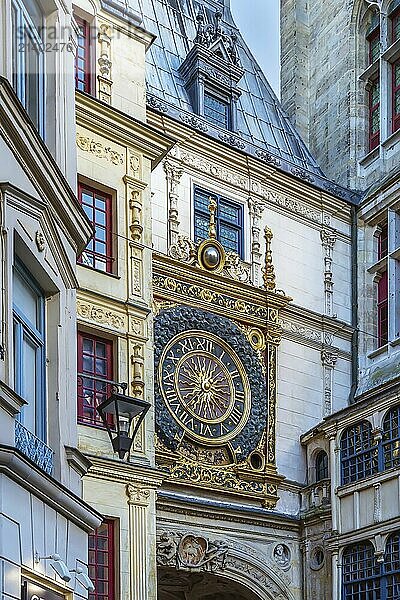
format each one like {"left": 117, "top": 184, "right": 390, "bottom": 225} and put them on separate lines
{"left": 157, "top": 531, "right": 296, "bottom": 600}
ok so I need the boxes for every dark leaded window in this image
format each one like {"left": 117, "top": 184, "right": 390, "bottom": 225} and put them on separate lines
{"left": 315, "top": 450, "right": 329, "bottom": 481}
{"left": 75, "top": 17, "right": 91, "bottom": 93}
{"left": 89, "top": 519, "right": 115, "bottom": 600}
{"left": 194, "top": 188, "right": 243, "bottom": 257}
{"left": 78, "top": 183, "right": 114, "bottom": 273}
{"left": 382, "top": 406, "right": 400, "bottom": 470}
{"left": 204, "top": 92, "right": 230, "bottom": 128}
{"left": 392, "top": 59, "right": 400, "bottom": 133}
{"left": 385, "top": 533, "right": 400, "bottom": 600}
{"left": 369, "top": 77, "right": 380, "bottom": 151}
{"left": 392, "top": 9, "right": 400, "bottom": 43}
{"left": 377, "top": 270, "right": 388, "bottom": 347}
{"left": 343, "top": 542, "right": 381, "bottom": 600}
{"left": 340, "top": 422, "right": 378, "bottom": 485}
{"left": 368, "top": 27, "right": 380, "bottom": 65}
{"left": 77, "top": 333, "right": 113, "bottom": 428}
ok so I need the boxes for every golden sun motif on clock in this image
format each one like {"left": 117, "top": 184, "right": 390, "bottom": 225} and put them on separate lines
{"left": 158, "top": 331, "right": 251, "bottom": 445}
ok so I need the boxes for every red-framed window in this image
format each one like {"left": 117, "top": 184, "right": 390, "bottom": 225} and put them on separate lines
{"left": 378, "top": 223, "right": 388, "bottom": 260}
{"left": 392, "top": 60, "right": 400, "bottom": 133}
{"left": 78, "top": 183, "right": 113, "bottom": 273}
{"left": 88, "top": 519, "right": 115, "bottom": 600}
{"left": 392, "top": 9, "right": 400, "bottom": 43}
{"left": 75, "top": 17, "right": 91, "bottom": 93}
{"left": 77, "top": 332, "right": 113, "bottom": 427}
{"left": 368, "top": 27, "right": 380, "bottom": 65}
{"left": 369, "top": 78, "right": 380, "bottom": 151}
{"left": 377, "top": 270, "right": 388, "bottom": 347}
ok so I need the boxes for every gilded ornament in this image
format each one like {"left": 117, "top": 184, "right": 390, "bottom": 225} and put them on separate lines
{"left": 263, "top": 226, "right": 276, "bottom": 291}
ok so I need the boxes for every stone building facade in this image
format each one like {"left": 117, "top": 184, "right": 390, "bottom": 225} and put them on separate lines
{"left": 282, "top": 1, "right": 400, "bottom": 599}
{"left": 0, "top": 0, "right": 101, "bottom": 598}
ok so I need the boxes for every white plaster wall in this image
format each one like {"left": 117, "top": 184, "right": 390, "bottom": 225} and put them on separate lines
{"left": 0, "top": 475, "right": 89, "bottom": 600}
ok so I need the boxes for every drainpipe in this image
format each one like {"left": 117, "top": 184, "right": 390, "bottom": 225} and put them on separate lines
{"left": 349, "top": 204, "right": 359, "bottom": 404}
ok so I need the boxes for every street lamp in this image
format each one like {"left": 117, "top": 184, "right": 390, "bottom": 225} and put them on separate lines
{"left": 97, "top": 385, "right": 150, "bottom": 460}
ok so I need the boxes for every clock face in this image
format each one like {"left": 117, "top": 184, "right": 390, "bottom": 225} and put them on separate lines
{"left": 158, "top": 330, "right": 251, "bottom": 445}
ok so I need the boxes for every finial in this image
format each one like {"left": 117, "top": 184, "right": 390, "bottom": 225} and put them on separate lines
{"left": 263, "top": 226, "right": 276, "bottom": 291}
{"left": 208, "top": 197, "right": 217, "bottom": 240}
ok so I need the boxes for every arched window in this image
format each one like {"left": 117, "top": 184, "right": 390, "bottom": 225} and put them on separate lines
{"left": 340, "top": 421, "right": 378, "bottom": 485}
{"left": 343, "top": 542, "right": 380, "bottom": 600}
{"left": 315, "top": 450, "right": 328, "bottom": 481}
{"left": 382, "top": 405, "right": 400, "bottom": 470}
{"left": 385, "top": 532, "right": 400, "bottom": 599}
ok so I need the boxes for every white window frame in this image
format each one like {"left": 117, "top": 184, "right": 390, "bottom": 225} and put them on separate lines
{"left": 11, "top": 0, "right": 45, "bottom": 137}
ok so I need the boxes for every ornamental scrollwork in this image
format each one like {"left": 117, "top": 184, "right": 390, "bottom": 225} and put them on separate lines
{"left": 76, "top": 133, "right": 124, "bottom": 166}
{"left": 168, "top": 236, "right": 197, "bottom": 264}
{"left": 77, "top": 300, "right": 126, "bottom": 330}
{"left": 157, "top": 531, "right": 229, "bottom": 572}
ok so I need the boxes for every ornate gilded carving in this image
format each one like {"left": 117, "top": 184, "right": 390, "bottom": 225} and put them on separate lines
{"left": 153, "top": 273, "right": 269, "bottom": 320}
{"left": 77, "top": 300, "right": 125, "bottom": 329}
{"left": 248, "top": 197, "right": 265, "bottom": 287}
{"left": 167, "top": 235, "right": 251, "bottom": 284}
{"left": 76, "top": 133, "right": 124, "bottom": 166}
{"left": 155, "top": 306, "right": 266, "bottom": 460}
{"left": 266, "top": 344, "right": 277, "bottom": 464}
{"left": 263, "top": 226, "right": 276, "bottom": 291}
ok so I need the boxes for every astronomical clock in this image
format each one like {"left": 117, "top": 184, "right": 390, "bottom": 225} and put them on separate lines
{"left": 153, "top": 200, "right": 291, "bottom": 508}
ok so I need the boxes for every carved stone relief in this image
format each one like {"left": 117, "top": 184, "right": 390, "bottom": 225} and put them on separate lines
{"left": 77, "top": 299, "right": 126, "bottom": 330}
{"left": 320, "top": 229, "right": 337, "bottom": 316}
{"left": 97, "top": 23, "right": 112, "bottom": 104}
{"left": 76, "top": 133, "right": 124, "bottom": 166}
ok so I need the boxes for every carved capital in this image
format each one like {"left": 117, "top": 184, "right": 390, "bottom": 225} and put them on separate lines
{"left": 321, "top": 350, "right": 338, "bottom": 368}
{"left": 126, "top": 482, "right": 151, "bottom": 506}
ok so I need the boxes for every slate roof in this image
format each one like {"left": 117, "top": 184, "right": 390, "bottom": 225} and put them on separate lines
{"left": 126, "top": 0, "right": 361, "bottom": 203}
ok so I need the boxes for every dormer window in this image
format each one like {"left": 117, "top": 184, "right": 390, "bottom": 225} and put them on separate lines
{"left": 204, "top": 92, "right": 230, "bottom": 128}
{"left": 179, "top": 9, "right": 244, "bottom": 133}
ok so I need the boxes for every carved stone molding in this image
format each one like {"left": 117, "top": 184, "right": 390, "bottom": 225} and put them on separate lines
{"left": 373, "top": 483, "right": 382, "bottom": 523}
{"left": 129, "top": 190, "right": 143, "bottom": 241}
{"left": 167, "top": 235, "right": 252, "bottom": 284}
{"left": 157, "top": 531, "right": 228, "bottom": 572}
{"left": 164, "top": 160, "right": 184, "bottom": 246}
{"left": 130, "top": 343, "right": 144, "bottom": 398}
{"left": 126, "top": 482, "right": 151, "bottom": 506}
{"left": 179, "top": 113, "right": 208, "bottom": 132}
{"left": 77, "top": 299, "right": 126, "bottom": 330}
{"left": 320, "top": 229, "right": 337, "bottom": 317}
{"left": 321, "top": 349, "right": 338, "bottom": 416}
{"left": 97, "top": 23, "right": 112, "bottom": 104}
{"left": 76, "top": 133, "right": 124, "bottom": 166}
{"left": 35, "top": 230, "right": 45, "bottom": 252}
{"left": 248, "top": 197, "right": 265, "bottom": 287}
{"left": 218, "top": 133, "right": 246, "bottom": 150}
{"left": 178, "top": 150, "right": 247, "bottom": 189}
{"left": 147, "top": 93, "right": 169, "bottom": 113}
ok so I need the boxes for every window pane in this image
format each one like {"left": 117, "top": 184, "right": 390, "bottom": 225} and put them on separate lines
{"left": 13, "top": 268, "right": 39, "bottom": 328}
{"left": 21, "top": 333, "right": 38, "bottom": 430}
{"left": 88, "top": 520, "right": 115, "bottom": 600}
{"left": 204, "top": 93, "right": 229, "bottom": 128}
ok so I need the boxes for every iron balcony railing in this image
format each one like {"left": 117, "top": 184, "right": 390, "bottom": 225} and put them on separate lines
{"left": 15, "top": 420, "right": 54, "bottom": 475}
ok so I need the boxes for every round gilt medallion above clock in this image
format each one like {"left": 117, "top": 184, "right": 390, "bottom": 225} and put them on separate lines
{"left": 154, "top": 306, "right": 266, "bottom": 462}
